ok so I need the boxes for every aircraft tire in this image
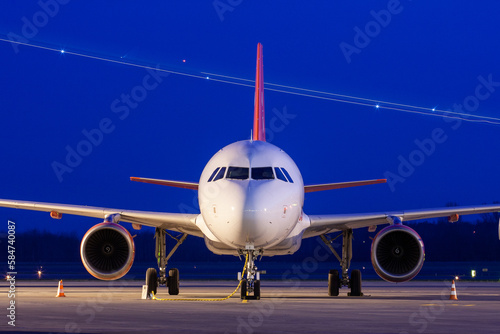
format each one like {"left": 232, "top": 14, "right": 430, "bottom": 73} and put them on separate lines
{"left": 254, "top": 280, "right": 261, "bottom": 299}
{"left": 350, "top": 269, "right": 362, "bottom": 296}
{"left": 168, "top": 268, "right": 180, "bottom": 295}
{"left": 145, "top": 268, "right": 158, "bottom": 296}
{"left": 328, "top": 269, "right": 340, "bottom": 296}
{"left": 240, "top": 278, "right": 247, "bottom": 299}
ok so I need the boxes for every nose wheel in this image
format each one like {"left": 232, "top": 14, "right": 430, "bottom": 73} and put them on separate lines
{"left": 239, "top": 249, "right": 261, "bottom": 300}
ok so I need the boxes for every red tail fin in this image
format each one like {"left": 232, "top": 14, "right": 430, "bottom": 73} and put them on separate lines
{"left": 253, "top": 43, "right": 265, "bottom": 141}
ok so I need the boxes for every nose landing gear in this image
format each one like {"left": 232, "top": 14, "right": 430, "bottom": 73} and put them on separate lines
{"left": 239, "top": 248, "right": 262, "bottom": 300}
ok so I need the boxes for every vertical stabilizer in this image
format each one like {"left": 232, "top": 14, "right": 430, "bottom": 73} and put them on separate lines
{"left": 253, "top": 43, "right": 265, "bottom": 141}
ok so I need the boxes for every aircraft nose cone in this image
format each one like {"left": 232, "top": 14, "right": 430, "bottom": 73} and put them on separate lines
{"left": 209, "top": 181, "right": 283, "bottom": 248}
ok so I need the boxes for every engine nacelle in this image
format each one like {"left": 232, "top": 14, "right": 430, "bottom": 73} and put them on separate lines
{"left": 80, "top": 222, "right": 135, "bottom": 280}
{"left": 371, "top": 224, "right": 425, "bottom": 283}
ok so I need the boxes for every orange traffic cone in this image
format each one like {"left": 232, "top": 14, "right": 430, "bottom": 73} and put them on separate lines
{"left": 56, "top": 280, "right": 66, "bottom": 297}
{"left": 449, "top": 280, "right": 458, "bottom": 300}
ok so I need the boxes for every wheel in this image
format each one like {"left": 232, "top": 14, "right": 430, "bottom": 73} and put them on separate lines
{"left": 349, "top": 269, "right": 362, "bottom": 296}
{"left": 168, "top": 268, "right": 179, "bottom": 295}
{"left": 254, "top": 280, "right": 261, "bottom": 299}
{"left": 145, "top": 268, "right": 158, "bottom": 296}
{"left": 240, "top": 278, "right": 247, "bottom": 299}
{"left": 328, "top": 269, "right": 340, "bottom": 296}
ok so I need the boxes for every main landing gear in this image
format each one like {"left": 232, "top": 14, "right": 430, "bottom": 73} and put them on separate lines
{"left": 145, "top": 228, "right": 187, "bottom": 297}
{"left": 239, "top": 248, "right": 262, "bottom": 300}
{"left": 321, "top": 229, "right": 363, "bottom": 297}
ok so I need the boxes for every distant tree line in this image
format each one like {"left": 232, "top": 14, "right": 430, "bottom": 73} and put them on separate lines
{"left": 4, "top": 212, "right": 500, "bottom": 264}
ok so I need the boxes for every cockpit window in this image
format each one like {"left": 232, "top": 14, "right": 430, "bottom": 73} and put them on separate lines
{"left": 213, "top": 167, "right": 226, "bottom": 182}
{"left": 281, "top": 168, "right": 294, "bottom": 183}
{"left": 251, "top": 167, "right": 274, "bottom": 180}
{"left": 207, "top": 167, "right": 220, "bottom": 182}
{"left": 274, "top": 167, "right": 288, "bottom": 182}
{"left": 226, "top": 167, "right": 249, "bottom": 180}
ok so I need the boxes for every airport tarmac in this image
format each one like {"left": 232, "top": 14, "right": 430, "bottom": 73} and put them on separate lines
{"left": 3, "top": 280, "right": 500, "bottom": 334}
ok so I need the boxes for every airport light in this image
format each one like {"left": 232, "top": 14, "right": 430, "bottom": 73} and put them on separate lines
{"left": 455, "top": 276, "right": 459, "bottom": 280}
{"left": 37, "top": 266, "right": 43, "bottom": 279}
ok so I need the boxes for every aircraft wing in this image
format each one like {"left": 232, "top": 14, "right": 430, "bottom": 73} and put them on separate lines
{"left": 0, "top": 199, "right": 202, "bottom": 237}
{"left": 304, "top": 178, "right": 386, "bottom": 192}
{"left": 303, "top": 204, "right": 500, "bottom": 238}
{"left": 130, "top": 177, "right": 199, "bottom": 190}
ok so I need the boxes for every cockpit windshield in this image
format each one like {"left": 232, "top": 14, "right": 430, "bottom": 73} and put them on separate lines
{"left": 251, "top": 167, "right": 274, "bottom": 180}
{"left": 226, "top": 167, "right": 249, "bottom": 180}
{"left": 274, "top": 167, "right": 287, "bottom": 182}
{"left": 281, "top": 168, "right": 294, "bottom": 183}
{"left": 207, "top": 166, "right": 292, "bottom": 182}
{"left": 213, "top": 167, "right": 226, "bottom": 181}
{"left": 207, "top": 167, "right": 220, "bottom": 182}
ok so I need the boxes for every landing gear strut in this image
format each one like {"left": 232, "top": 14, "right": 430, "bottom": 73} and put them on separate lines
{"left": 321, "top": 229, "right": 363, "bottom": 297}
{"left": 239, "top": 248, "right": 262, "bottom": 300}
{"left": 145, "top": 228, "right": 187, "bottom": 296}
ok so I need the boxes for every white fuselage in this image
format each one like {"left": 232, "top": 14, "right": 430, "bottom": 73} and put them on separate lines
{"left": 197, "top": 140, "right": 306, "bottom": 254}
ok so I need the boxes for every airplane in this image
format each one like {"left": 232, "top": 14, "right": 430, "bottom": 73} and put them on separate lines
{"left": 1, "top": 43, "right": 500, "bottom": 299}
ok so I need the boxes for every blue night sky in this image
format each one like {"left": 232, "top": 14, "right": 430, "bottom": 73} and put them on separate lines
{"left": 1, "top": 1, "right": 500, "bottom": 235}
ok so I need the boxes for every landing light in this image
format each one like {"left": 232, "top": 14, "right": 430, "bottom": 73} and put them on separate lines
{"left": 375, "top": 104, "right": 380, "bottom": 109}
{"left": 60, "top": 49, "right": 65, "bottom": 54}
{"left": 455, "top": 276, "right": 459, "bottom": 280}
{"left": 471, "top": 270, "right": 476, "bottom": 278}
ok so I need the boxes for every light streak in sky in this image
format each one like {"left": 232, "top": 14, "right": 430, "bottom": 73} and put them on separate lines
{"left": 1, "top": 37, "right": 499, "bottom": 125}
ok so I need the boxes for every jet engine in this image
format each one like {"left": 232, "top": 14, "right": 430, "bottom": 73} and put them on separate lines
{"left": 371, "top": 224, "right": 425, "bottom": 282}
{"left": 80, "top": 222, "right": 135, "bottom": 280}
